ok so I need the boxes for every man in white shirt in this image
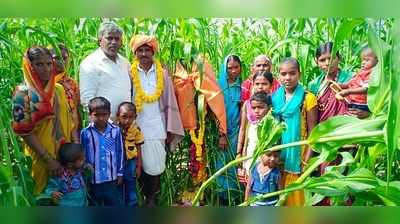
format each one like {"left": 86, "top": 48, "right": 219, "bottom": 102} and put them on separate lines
{"left": 129, "top": 35, "right": 184, "bottom": 207}
{"left": 79, "top": 21, "right": 132, "bottom": 118}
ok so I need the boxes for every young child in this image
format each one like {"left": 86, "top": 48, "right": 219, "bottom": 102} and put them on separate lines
{"left": 80, "top": 97, "right": 124, "bottom": 206}
{"left": 240, "top": 92, "right": 273, "bottom": 182}
{"left": 44, "top": 143, "right": 87, "bottom": 206}
{"left": 115, "top": 102, "right": 144, "bottom": 207}
{"left": 244, "top": 71, "right": 274, "bottom": 124}
{"left": 237, "top": 71, "right": 273, "bottom": 183}
{"left": 336, "top": 47, "right": 378, "bottom": 112}
{"left": 244, "top": 150, "right": 280, "bottom": 206}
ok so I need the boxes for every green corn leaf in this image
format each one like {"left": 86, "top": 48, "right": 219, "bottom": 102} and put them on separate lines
{"left": 385, "top": 19, "right": 400, "bottom": 190}
{"left": 308, "top": 116, "right": 385, "bottom": 153}
{"left": 367, "top": 20, "right": 391, "bottom": 115}
{"left": 251, "top": 112, "right": 286, "bottom": 169}
{"left": 306, "top": 168, "right": 378, "bottom": 197}
{"left": 331, "top": 19, "right": 365, "bottom": 61}
{"left": 325, "top": 151, "right": 356, "bottom": 173}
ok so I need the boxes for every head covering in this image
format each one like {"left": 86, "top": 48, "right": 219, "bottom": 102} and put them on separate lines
{"left": 22, "top": 49, "right": 56, "bottom": 104}
{"left": 215, "top": 55, "right": 242, "bottom": 199}
{"left": 217, "top": 54, "right": 241, "bottom": 136}
{"left": 217, "top": 55, "right": 241, "bottom": 92}
{"left": 13, "top": 48, "right": 57, "bottom": 134}
{"left": 129, "top": 34, "right": 159, "bottom": 54}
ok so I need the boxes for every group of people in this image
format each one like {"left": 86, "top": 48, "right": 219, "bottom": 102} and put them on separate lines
{"left": 217, "top": 42, "right": 377, "bottom": 206}
{"left": 11, "top": 20, "right": 377, "bottom": 207}
{"left": 12, "top": 21, "right": 183, "bottom": 207}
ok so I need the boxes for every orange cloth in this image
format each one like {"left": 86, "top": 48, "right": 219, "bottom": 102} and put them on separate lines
{"left": 174, "top": 62, "right": 198, "bottom": 130}
{"left": 129, "top": 35, "right": 159, "bottom": 53}
{"left": 173, "top": 56, "right": 227, "bottom": 134}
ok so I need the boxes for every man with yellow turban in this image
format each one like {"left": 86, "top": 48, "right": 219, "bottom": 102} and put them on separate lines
{"left": 129, "top": 35, "right": 184, "bottom": 207}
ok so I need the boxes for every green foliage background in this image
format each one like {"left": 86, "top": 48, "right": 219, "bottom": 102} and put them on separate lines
{"left": 0, "top": 18, "right": 398, "bottom": 206}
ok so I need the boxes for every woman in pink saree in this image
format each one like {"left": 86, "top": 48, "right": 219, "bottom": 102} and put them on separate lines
{"left": 308, "top": 42, "right": 353, "bottom": 122}
{"left": 308, "top": 42, "right": 354, "bottom": 205}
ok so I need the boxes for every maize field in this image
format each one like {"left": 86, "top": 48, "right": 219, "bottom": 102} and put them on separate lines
{"left": 0, "top": 18, "right": 399, "bottom": 206}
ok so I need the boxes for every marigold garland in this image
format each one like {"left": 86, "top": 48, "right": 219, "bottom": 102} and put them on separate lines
{"left": 189, "top": 144, "right": 208, "bottom": 185}
{"left": 189, "top": 108, "right": 207, "bottom": 162}
{"left": 193, "top": 162, "right": 207, "bottom": 184}
{"left": 130, "top": 59, "right": 164, "bottom": 111}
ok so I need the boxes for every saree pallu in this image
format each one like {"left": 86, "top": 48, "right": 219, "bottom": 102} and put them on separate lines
{"left": 310, "top": 71, "right": 355, "bottom": 185}
{"left": 13, "top": 53, "right": 74, "bottom": 194}
{"left": 55, "top": 72, "right": 81, "bottom": 130}
{"left": 215, "top": 55, "right": 242, "bottom": 201}
{"left": 308, "top": 70, "right": 352, "bottom": 122}
{"left": 317, "top": 86, "right": 348, "bottom": 122}
{"left": 273, "top": 87, "right": 317, "bottom": 206}
{"left": 13, "top": 85, "right": 73, "bottom": 194}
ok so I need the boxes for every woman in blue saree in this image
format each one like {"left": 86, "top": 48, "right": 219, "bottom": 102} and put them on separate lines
{"left": 216, "top": 54, "right": 242, "bottom": 205}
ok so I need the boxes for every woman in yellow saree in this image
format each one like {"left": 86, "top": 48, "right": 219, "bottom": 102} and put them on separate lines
{"left": 51, "top": 44, "right": 82, "bottom": 133}
{"left": 12, "top": 46, "right": 75, "bottom": 194}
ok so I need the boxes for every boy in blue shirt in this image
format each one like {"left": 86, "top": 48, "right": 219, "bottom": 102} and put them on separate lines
{"left": 245, "top": 150, "right": 281, "bottom": 206}
{"left": 81, "top": 97, "right": 124, "bottom": 206}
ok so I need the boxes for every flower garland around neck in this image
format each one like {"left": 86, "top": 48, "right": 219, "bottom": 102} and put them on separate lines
{"left": 131, "top": 59, "right": 164, "bottom": 112}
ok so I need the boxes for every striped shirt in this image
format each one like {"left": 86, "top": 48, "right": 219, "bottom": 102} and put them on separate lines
{"left": 81, "top": 122, "right": 124, "bottom": 184}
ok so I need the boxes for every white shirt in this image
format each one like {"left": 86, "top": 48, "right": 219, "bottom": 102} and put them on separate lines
{"left": 244, "top": 123, "right": 259, "bottom": 175}
{"left": 79, "top": 48, "right": 132, "bottom": 117}
{"left": 134, "top": 64, "right": 166, "bottom": 140}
